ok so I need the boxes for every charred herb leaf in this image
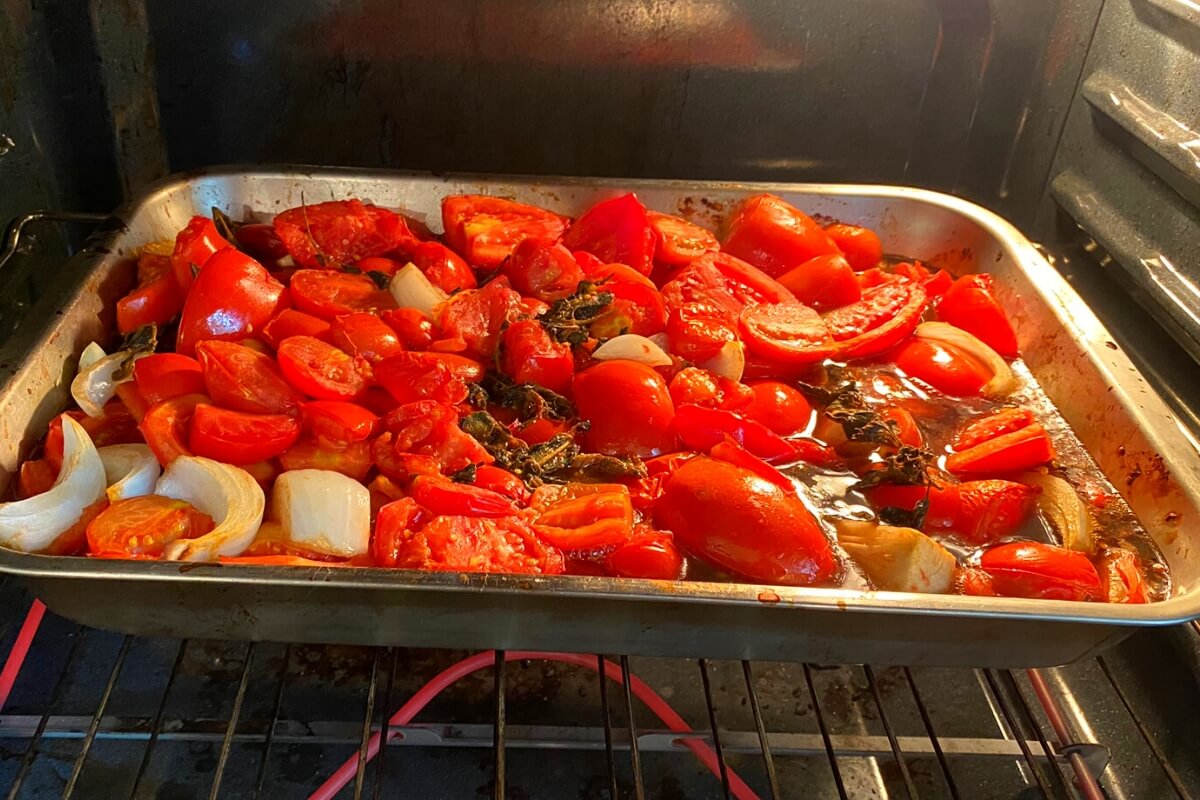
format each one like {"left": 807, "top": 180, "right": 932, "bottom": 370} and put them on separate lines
{"left": 854, "top": 445, "right": 933, "bottom": 491}
{"left": 342, "top": 264, "right": 363, "bottom": 275}
{"left": 460, "top": 410, "right": 598, "bottom": 487}
{"left": 879, "top": 496, "right": 930, "bottom": 529}
{"left": 113, "top": 323, "right": 159, "bottom": 380}
{"left": 466, "top": 382, "right": 490, "bottom": 409}
{"left": 211, "top": 207, "right": 242, "bottom": 249}
{"left": 537, "top": 280, "right": 614, "bottom": 346}
{"left": 450, "top": 463, "right": 478, "bottom": 484}
{"left": 483, "top": 371, "right": 574, "bottom": 421}
{"left": 562, "top": 452, "right": 648, "bottom": 481}
{"left": 366, "top": 270, "right": 391, "bottom": 289}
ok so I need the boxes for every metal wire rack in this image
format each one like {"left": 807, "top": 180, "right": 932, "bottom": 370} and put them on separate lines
{"left": 1, "top": 575, "right": 1197, "bottom": 800}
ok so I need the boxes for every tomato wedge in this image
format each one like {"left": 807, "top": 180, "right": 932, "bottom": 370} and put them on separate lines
{"left": 301, "top": 400, "right": 378, "bottom": 445}
{"left": 329, "top": 312, "right": 404, "bottom": 363}
{"left": 824, "top": 281, "right": 928, "bottom": 359}
{"left": 196, "top": 340, "right": 304, "bottom": 415}
{"left": 938, "top": 274, "right": 1019, "bottom": 358}
{"left": 189, "top": 404, "right": 301, "bottom": 464}
{"left": 953, "top": 408, "right": 1035, "bottom": 450}
{"left": 87, "top": 495, "right": 214, "bottom": 559}
{"left": 441, "top": 195, "right": 567, "bottom": 268}
{"left": 891, "top": 336, "right": 993, "bottom": 396}
{"left": 139, "top": 393, "right": 208, "bottom": 466}
{"left": 824, "top": 223, "right": 883, "bottom": 270}
{"left": 273, "top": 199, "right": 417, "bottom": 269}
{"left": 563, "top": 194, "right": 656, "bottom": 276}
{"left": 502, "top": 238, "right": 584, "bottom": 301}
{"left": 411, "top": 475, "right": 518, "bottom": 518}
{"left": 739, "top": 302, "right": 837, "bottom": 365}
{"left": 171, "top": 216, "right": 230, "bottom": 293}
{"left": 289, "top": 269, "right": 396, "bottom": 320}
{"left": 117, "top": 254, "right": 184, "bottom": 334}
{"left": 176, "top": 249, "right": 288, "bottom": 356}
{"left": 276, "top": 336, "right": 368, "bottom": 400}
{"left": 501, "top": 320, "right": 574, "bottom": 394}
{"left": 721, "top": 194, "right": 840, "bottom": 277}
{"left": 776, "top": 254, "right": 862, "bottom": 311}
{"left": 945, "top": 423, "right": 1055, "bottom": 475}
{"left": 648, "top": 211, "right": 719, "bottom": 267}
{"left": 979, "top": 541, "right": 1102, "bottom": 601}
{"left": 133, "top": 353, "right": 206, "bottom": 405}
{"left": 262, "top": 309, "right": 333, "bottom": 347}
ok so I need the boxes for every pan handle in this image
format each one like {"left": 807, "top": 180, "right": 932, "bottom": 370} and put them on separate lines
{"left": 0, "top": 211, "right": 108, "bottom": 276}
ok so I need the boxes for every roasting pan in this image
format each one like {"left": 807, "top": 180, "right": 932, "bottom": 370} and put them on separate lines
{"left": 0, "top": 166, "right": 1197, "bottom": 669}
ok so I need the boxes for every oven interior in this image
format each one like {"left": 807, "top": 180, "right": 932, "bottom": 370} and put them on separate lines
{"left": 1, "top": 0, "right": 1199, "bottom": 797}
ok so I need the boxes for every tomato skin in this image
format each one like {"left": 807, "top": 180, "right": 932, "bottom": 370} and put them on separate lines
{"left": 946, "top": 423, "right": 1055, "bottom": 475}
{"left": 605, "top": 528, "right": 684, "bottom": 580}
{"left": 437, "top": 280, "right": 524, "bottom": 359}
{"left": 171, "top": 216, "right": 230, "bottom": 293}
{"left": 380, "top": 307, "right": 437, "bottom": 350}
{"left": 1098, "top": 549, "right": 1149, "bottom": 604}
{"left": 301, "top": 400, "right": 378, "bottom": 445}
{"left": 279, "top": 438, "right": 370, "bottom": 480}
{"left": 134, "top": 353, "right": 206, "bottom": 405}
{"left": 176, "top": 249, "right": 288, "bottom": 356}
{"left": 236, "top": 223, "right": 289, "bottom": 263}
{"left": 86, "top": 495, "right": 214, "bottom": 559}
{"left": 472, "top": 465, "right": 531, "bottom": 505}
{"left": 117, "top": 254, "right": 185, "bottom": 334}
{"left": 776, "top": 254, "right": 862, "bottom": 311}
{"left": 745, "top": 381, "right": 813, "bottom": 435}
{"left": 501, "top": 320, "right": 574, "bottom": 394}
{"left": 17, "top": 459, "right": 57, "bottom": 499}
{"left": 377, "top": 399, "right": 493, "bottom": 477}
{"left": 662, "top": 251, "right": 795, "bottom": 325}
{"left": 276, "top": 336, "right": 368, "bottom": 400}
{"left": 330, "top": 312, "right": 404, "bottom": 363}
{"left": 952, "top": 410, "right": 1032, "bottom": 452}
{"left": 262, "top": 309, "right": 333, "bottom": 348}
{"left": 195, "top": 340, "right": 304, "bottom": 415}
{"left": 587, "top": 263, "right": 668, "bottom": 338}
{"left": 273, "top": 200, "right": 416, "bottom": 269}
{"left": 411, "top": 475, "right": 518, "bottom": 517}
{"left": 573, "top": 360, "right": 677, "bottom": 458}
{"left": 668, "top": 367, "right": 754, "bottom": 412}
{"left": 825, "top": 281, "right": 928, "bottom": 360}
{"left": 868, "top": 480, "right": 1039, "bottom": 544}
{"left": 891, "top": 261, "right": 931, "bottom": 283}
{"left": 441, "top": 195, "right": 567, "bottom": 268}
{"left": 375, "top": 351, "right": 484, "bottom": 405}
{"left": 373, "top": 498, "right": 425, "bottom": 568}
{"left": 563, "top": 193, "right": 656, "bottom": 276}
{"left": 892, "top": 337, "right": 992, "bottom": 397}
{"left": 955, "top": 566, "right": 998, "bottom": 596}
{"left": 824, "top": 223, "right": 883, "bottom": 270}
{"left": 513, "top": 415, "right": 570, "bottom": 446}
{"left": 502, "top": 238, "right": 584, "bottom": 301}
{"left": 655, "top": 456, "right": 836, "bottom": 585}
{"left": 938, "top": 274, "right": 1019, "bottom": 358}
{"left": 924, "top": 269, "right": 954, "bottom": 298}
{"left": 408, "top": 241, "right": 478, "bottom": 293}
{"left": 721, "top": 194, "right": 840, "bottom": 278}
{"left": 531, "top": 483, "right": 634, "bottom": 550}
{"left": 666, "top": 307, "right": 737, "bottom": 363}
{"left": 979, "top": 542, "right": 1102, "bottom": 601}
{"left": 648, "top": 211, "right": 719, "bottom": 267}
{"left": 389, "top": 513, "right": 565, "bottom": 575}
{"left": 739, "top": 302, "right": 837, "bottom": 365}
{"left": 709, "top": 439, "right": 795, "bottom": 492}
{"left": 139, "top": 393, "right": 208, "bottom": 466}
{"left": 881, "top": 406, "right": 924, "bottom": 448}
{"left": 189, "top": 404, "right": 300, "bottom": 464}
{"left": 289, "top": 269, "right": 396, "bottom": 320}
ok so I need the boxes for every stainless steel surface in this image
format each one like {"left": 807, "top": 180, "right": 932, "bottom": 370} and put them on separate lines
{"left": 0, "top": 166, "right": 1197, "bottom": 669}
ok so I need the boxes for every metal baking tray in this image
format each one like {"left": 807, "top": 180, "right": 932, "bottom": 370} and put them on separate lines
{"left": 0, "top": 166, "right": 1197, "bottom": 669}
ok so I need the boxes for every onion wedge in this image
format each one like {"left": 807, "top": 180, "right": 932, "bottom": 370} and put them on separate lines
{"left": 1020, "top": 471, "right": 1095, "bottom": 554}
{"left": 71, "top": 343, "right": 153, "bottom": 418}
{"left": 0, "top": 415, "right": 106, "bottom": 553}
{"left": 914, "top": 321, "right": 1017, "bottom": 396}
{"left": 98, "top": 444, "right": 161, "bottom": 502}
{"left": 592, "top": 334, "right": 673, "bottom": 367}
{"left": 699, "top": 340, "right": 746, "bottom": 382}
{"left": 79, "top": 342, "right": 108, "bottom": 371}
{"left": 272, "top": 469, "right": 371, "bottom": 557}
{"left": 836, "top": 519, "right": 956, "bottom": 593}
{"left": 389, "top": 262, "right": 448, "bottom": 319}
{"left": 156, "top": 457, "right": 265, "bottom": 561}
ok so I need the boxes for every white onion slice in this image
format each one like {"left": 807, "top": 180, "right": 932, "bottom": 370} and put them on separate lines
{"left": 156, "top": 457, "right": 265, "bottom": 561}
{"left": 98, "top": 444, "right": 161, "bottom": 502}
{"left": 699, "top": 340, "right": 746, "bottom": 382}
{"left": 271, "top": 469, "right": 370, "bottom": 557}
{"left": 79, "top": 342, "right": 107, "bottom": 371}
{"left": 915, "top": 321, "right": 1017, "bottom": 396}
{"left": 0, "top": 416, "right": 106, "bottom": 553}
{"left": 71, "top": 350, "right": 145, "bottom": 418}
{"left": 1020, "top": 471, "right": 1095, "bottom": 554}
{"left": 389, "top": 262, "right": 449, "bottom": 319}
{"left": 276, "top": 254, "right": 296, "bottom": 268}
{"left": 592, "top": 334, "right": 673, "bottom": 367}
{"left": 836, "top": 519, "right": 956, "bottom": 593}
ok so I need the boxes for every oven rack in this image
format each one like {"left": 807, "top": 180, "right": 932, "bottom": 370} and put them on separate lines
{"left": 1, "top": 577, "right": 1197, "bottom": 799}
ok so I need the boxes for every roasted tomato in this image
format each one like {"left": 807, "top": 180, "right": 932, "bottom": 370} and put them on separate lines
{"left": 289, "top": 269, "right": 396, "bottom": 320}
{"left": 374, "top": 351, "right": 484, "bottom": 405}
{"left": 662, "top": 251, "right": 794, "bottom": 324}
{"left": 891, "top": 336, "right": 994, "bottom": 397}
{"left": 380, "top": 307, "right": 436, "bottom": 350}
{"left": 776, "top": 254, "right": 862, "bottom": 311}
{"left": 375, "top": 400, "right": 492, "bottom": 477}
{"left": 868, "top": 480, "right": 1039, "bottom": 544}
{"left": 823, "top": 281, "right": 927, "bottom": 360}
{"left": 117, "top": 254, "right": 184, "bottom": 334}
{"left": 824, "top": 223, "right": 883, "bottom": 270}
{"left": 406, "top": 241, "right": 477, "bottom": 293}
{"left": 262, "top": 309, "right": 333, "bottom": 348}
{"left": 531, "top": 483, "right": 635, "bottom": 551}
{"left": 176, "top": 249, "right": 287, "bottom": 356}
{"left": 236, "top": 222, "right": 289, "bottom": 264}
{"left": 410, "top": 475, "right": 518, "bottom": 518}
{"left": 133, "top": 353, "right": 206, "bottom": 405}
{"left": 721, "top": 194, "right": 840, "bottom": 277}
{"left": 441, "top": 195, "right": 567, "bottom": 268}
{"left": 586, "top": 263, "right": 668, "bottom": 338}
{"left": 946, "top": 423, "right": 1055, "bottom": 475}
{"left": 276, "top": 336, "right": 369, "bottom": 401}
{"left": 472, "top": 465, "right": 531, "bottom": 505}
{"left": 301, "top": 400, "right": 379, "bottom": 445}
{"left": 139, "top": 393, "right": 208, "bottom": 466}
{"left": 385, "top": 512, "right": 565, "bottom": 575}
{"left": 674, "top": 404, "right": 814, "bottom": 464}
{"left": 605, "top": 526, "right": 685, "bottom": 580}
{"left": 502, "top": 238, "right": 584, "bottom": 301}
{"left": 189, "top": 404, "right": 301, "bottom": 465}
{"left": 979, "top": 542, "right": 1102, "bottom": 601}
{"left": 938, "top": 274, "right": 1019, "bottom": 358}
{"left": 666, "top": 307, "right": 738, "bottom": 363}
{"left": 437, "top": 280, "right": 524, "bottom": 359}
{"left": 953, "top": 408, "right": 1036, "bottom": 450}
{"left": 655, "top": 457, "right": 837, "bottom": 585}
{"left": 87, "top": 495, "right": 214, "bottom": 559}
{"left": 500, "top": 320, "right": 574, "bottom": 394}
{"left": 573, "top": 360, "right": 677, "bottom": 458}
{"left": 170, "top": 216, "right": 230, "bottom": 293}
{"left": 1098, "top": 549, "right": 1150, "bottom": 604}
{"left": 744, "top": 381, "right": 813, "bottom": 435}
{"left": 330, "top": 312, "right": 404, "bottom": 363}
{"left": 648, "top": 211, "right": 719, "bottom": 267}
{"left": 668, "top": 367, "right": 754, "bottom": 412}
{"left": 279, "top": 438, "right": 372, "bottom": 481}
{"left": 195, "top": 340, "right": 303, "bottom": 415}
{"left": 562, "top": 193, "right": 656, "bottom": 276}
{"left": 739, "top": 302, "right": 837, "bottom": 365}
{"left": 273, "top": 200, "right": 416, "bottom": 269}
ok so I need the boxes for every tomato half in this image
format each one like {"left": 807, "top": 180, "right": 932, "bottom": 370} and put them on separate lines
{"left": 938, "top": 274, "right": 1019, "bottom": 358}
{"left": 391, "top": 513, "right": 565, "bottom": 575}
{"left": 739, "top": 302, "right": 837, "bottom": 365}
{"left": 502, "top": 238, "right": 584, "bottom": 301}
{"left": 276, "top": 336, "right": 368, "bottom": 400}
{"left": 824, "top": 223, "right": 883, "bottom": 270}
{"left": 171, "top": 216, "right": 230, "bottom": 293}
{"left": 196, "top": 340, "right": 303, "bottom": 415}
{"left": 648, "top": 211, "right": 719, "bottom": 267}
{"left": 501, "top": 320, "right": 574, "bottom": 394}
{"left": 273, "top": 200, "right": 416, "bottom": 269}
{"left": 176, "top": 249, "right": 288, "bottom": 356}
{"left": 655, "top": 456, "right": 836, "bottom": 585}
{"left": 289, "top": 269, "right": 396, "bottom": 320}
{"left": 573, "top": 360, "right": 677, "bottom": 458}
{"left": 117, "top": 254, "right": 184, "bottom": 334}
{"left": 86, "top": 495, "right": 214, "bottom": 559}
{"left": 407, "top": 241, "right": 478, "bottom": 293}
{"left": 605, "top": 526, "right": 684, "bottom": 580}
{"left": 662, "top": 251, "right": 795, "bottom": 324}
{"left": 139, "top": 393, "right": 208, "bottom": 466}
{"left": 562, "top": 194, "right": 656, "bottom": 276}
{"left": 945, "top": 423, "right": 1055, "bottom": 475}
{"left": 189, "top": 404, "right": 301, "bottom": 464}
{"left": 262, "top": 309, "right": 333, "bottom": 348}
{"left": 979, "top": 541, "right": 1102, "bottom": 601}
{"left": 824, "top": 281, "right": 928, "bottom": 359}
{"left": 374, "top": 351, "right": 484, "bottom": 405}
{"left": 868, "top": 479, "right": 1039, "bottom": 544}
{"left": 745, "top": 381, "right": 813, "bottom": 435}
{"left": 380, "top": 307, "right": 436, "bottom": 350}
{"left": 721, "top": 194, "right": 840, "bottom": 277}
{"left": 412, "top": 475, "right": 518, "bottom": 518}
{"left": 378, "top": 399, "right": 493, "bottom": 476}
{"left": 301, "top": 400, "right": 378, "bottom": 445}
{"left": 133, "top": 353, "right": 206, "bottom": 405}
{"left": 330, "top": 312, "right": 404, "bottom": 363}
{"left": 665, "top": 307, "right": 737, "bottom": 363}
{"left": 437, "top": 280, "right": 524, "bottom": 359}
{"left": 891, "top": 337, "right": 993, "bottom": 397}
{"left": 776, "top": 254, "right": 862, "bottom": 311}
{"left": 668, "top": 367, "right": 754, "bottom": 412}
{"left": 441, "top": 195, "right": 567, "bottom": 268}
